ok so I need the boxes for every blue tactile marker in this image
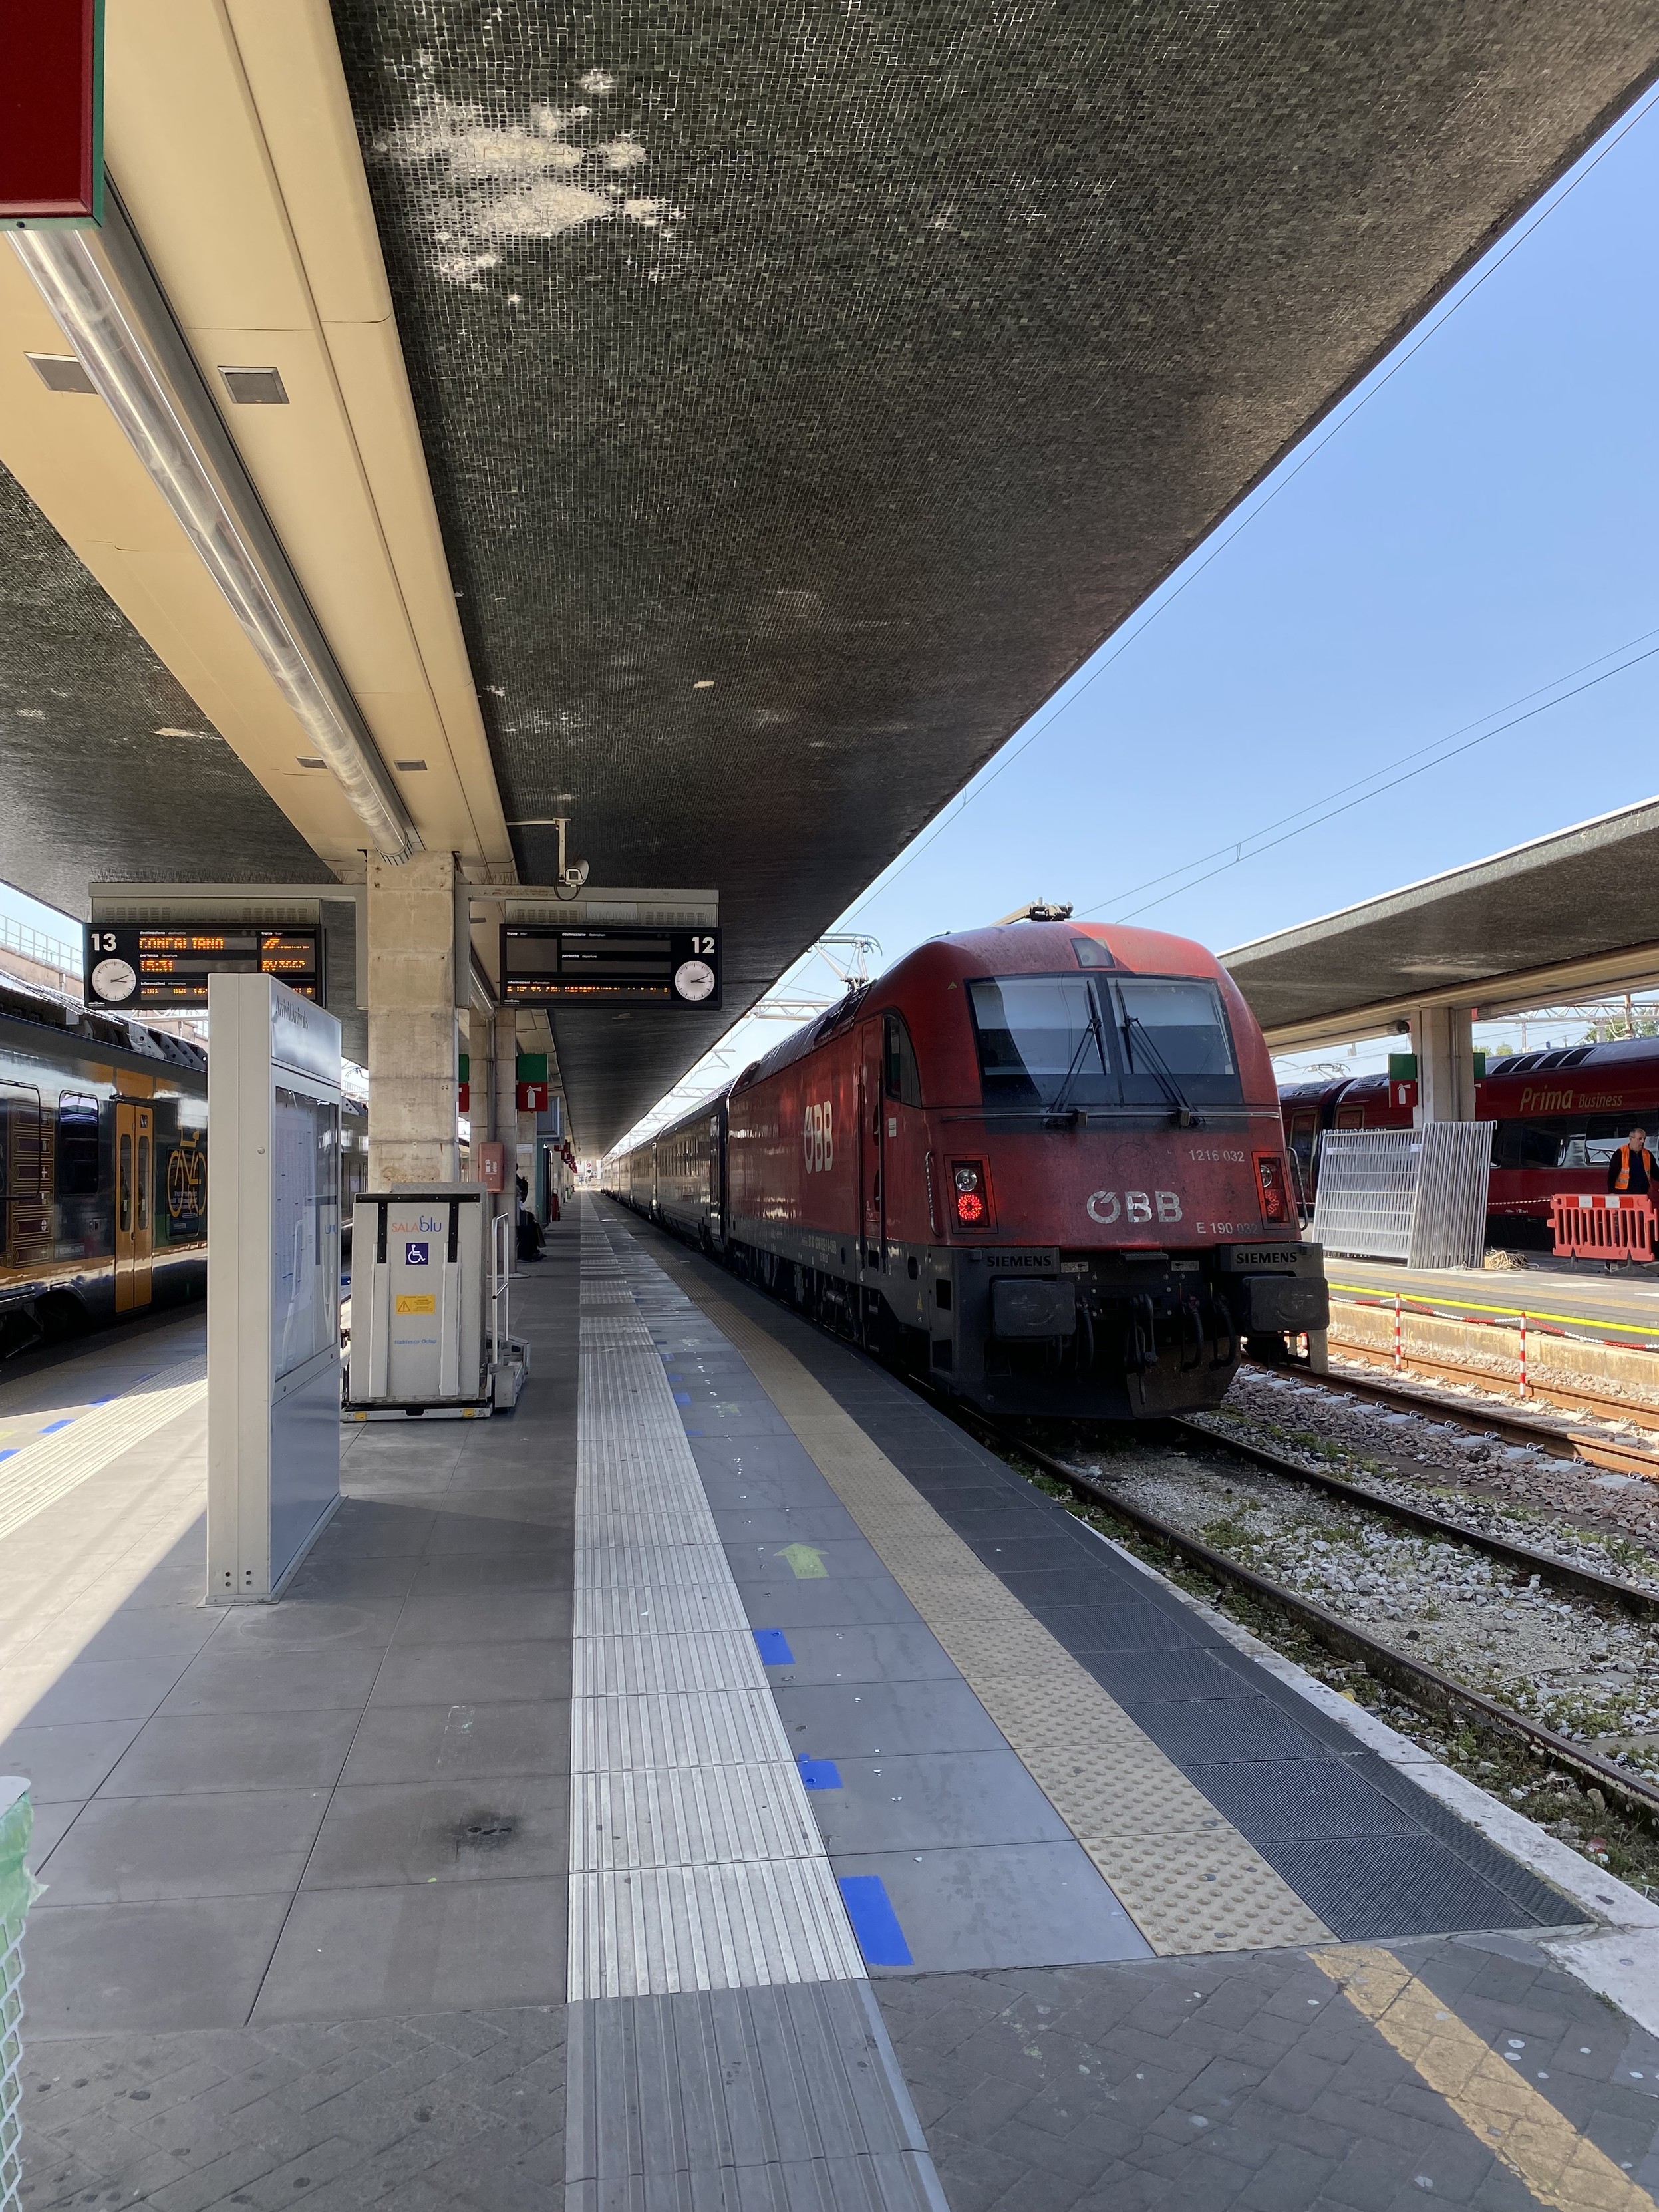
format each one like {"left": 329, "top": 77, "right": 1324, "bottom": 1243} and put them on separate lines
{"left": 837, "top": 1875, "right": 912, "bottom": 1966}
{"left": 753, "top": 1629, "right": 794, "bottom": 1664}
{"left": 796, "top": 1754, "right": 842, "bottom": 1790}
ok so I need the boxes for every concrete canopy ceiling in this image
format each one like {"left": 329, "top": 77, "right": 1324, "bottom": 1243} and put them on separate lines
{"left": 1222, "top": 799, "right": 1659, "bottom": 1050}
{"left": 0, "top": 458, "right": 330, "bottom": 914}
{"left": 329, "top": 0, "right": 1659, "bottom": 1148}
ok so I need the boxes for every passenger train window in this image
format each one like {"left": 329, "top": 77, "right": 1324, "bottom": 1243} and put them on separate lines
{"left": 968, "top": 978, "right": 1112, "bottom": 1109}
{"left": 883, "top": 1013, "right": 923, "bottom": 1107}
{"left": 57, "top": 1094, "right": 100, "bottom": 1197}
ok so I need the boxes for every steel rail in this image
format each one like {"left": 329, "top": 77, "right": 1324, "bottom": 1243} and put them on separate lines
{"left": 1261, "top": 1354, "right": 1659, "bottom": 1477}
{"left": 963, "top": 1415, "right": 1659, "bottom": 1823}
{"left": 1329, "top": 1331, "right": 1659, "bottom": 1440}
{"left": 1169, "top": 1414, "right": 1659, "bottom": 1620}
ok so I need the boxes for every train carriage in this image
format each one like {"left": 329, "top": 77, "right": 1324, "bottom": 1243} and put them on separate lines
{"left": 0, "top": 977, "right": 209, "bottom": 1354}
{"left": 605, "top": 921, "right": 1327, "bottom": 1418}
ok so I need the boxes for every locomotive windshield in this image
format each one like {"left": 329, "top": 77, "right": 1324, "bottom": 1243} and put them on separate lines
{"left": 968, "top": 978, "right": 1113, "bottom": 1109}
{"left": 969, "top": 974, "right": 1242, "bottom": 1111}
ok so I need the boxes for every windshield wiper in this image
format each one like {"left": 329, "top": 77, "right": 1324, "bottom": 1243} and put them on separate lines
{"left": 1126, "top": 1017, "right": 1203, "bottom": 1128}
{"left": 1045, "top": 1012, "right": 1106, "bottom": 1124}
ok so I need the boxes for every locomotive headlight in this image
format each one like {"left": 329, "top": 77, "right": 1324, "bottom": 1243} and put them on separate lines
{"left": 951, "top": 1160, "right": 990, "bottom": 1227}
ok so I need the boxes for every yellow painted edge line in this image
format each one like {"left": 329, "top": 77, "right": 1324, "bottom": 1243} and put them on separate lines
{"left": 1313, "top": 1947, "right": 1656, "bottom": 2212}
{"left": 1329, "top": 1281, "right": 1659, "bottom": 1340}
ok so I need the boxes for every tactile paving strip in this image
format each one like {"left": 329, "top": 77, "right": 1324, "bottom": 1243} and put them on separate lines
{"left": 570, "top": 1205, "right": 864, "bottom": 1998}
{"left": 637, "top": 1243, "right": 1334, "bottom": 1958}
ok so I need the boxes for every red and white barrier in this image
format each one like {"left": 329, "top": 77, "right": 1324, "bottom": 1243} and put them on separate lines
{"left": 1549, "top": 1192, "right": 1657, "bottom": 1263}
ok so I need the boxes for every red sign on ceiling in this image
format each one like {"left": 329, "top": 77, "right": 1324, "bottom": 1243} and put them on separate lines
{"left": 0, "top": 0, "right": 103, "bottom": 224}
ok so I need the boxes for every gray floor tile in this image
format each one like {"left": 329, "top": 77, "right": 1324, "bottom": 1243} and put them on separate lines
{"left": 760, "top": 1625, "right": 961, "bottom": 1686}
{"left": 37, "top": 1788, "right": 331, "bottom": 1901}
{"left": 834, "top": 1841, "right": 1150, "bottom": 1974}
{"left": 0, "top": 1718, "right": 144, "bottom": 1802}
{"left": 157, "top": 1643, "right": 385, "bottom": 1716}
{"left": 738, "top": 1577, "right": 924, "bottom": 1631}
{"left": 252, "top": 1877, "right": 569, "bottom": 2020}
{"left": 321, "top": 1502, "right": 440, "bottom": 1555}
{"left": 201, "top": 1597, "right": 406, "bottom": 1656}
{"left": 1088, "top": 1649, "right": 1256, "bottom": 1702}
{"left": 285, "top": 1555, "right": 424, "bottom": 1601}
{"left": 341, "top": 1698, "right": 570, "bottom": 1785}
{"left": 1124, "top": 1695, "right": 1329, "bottom": 1768}
{"left": 725, "top": 1535, "right": 891, "bottom": 1586}
{"left": 772, "top": 1679, "right": 1008, "bottom": 1758}
{"left": 390, "top": 1590, "right": 574, "bottom": 1647}
{"left": 11, "top": 1656, "right": 188, "bottom": 1727}
{"left": 710, "top": 1505, "right": 869, "bottom": 1544}
{"left": 1182, "top": 1758, "right": 1426, "bottom": 1843}
{"left": 302, "top": 1778, "right": 569, "bottom": 1887}
{"left": 407, "top": 1553, "right": 575, "bottom": 1599}
{"left": 73, "top": 1606, "right": 228, "bottom": 1666}
{"left": 1264, "top": 1835, "right": 1555, "bottom": 1941}
{"left": 808, "top": 1750, "right": 1074, "bottom": 1853}
{"left": 23, "top": 1894, "right": 293, "bottom": 2032}
{"left": 99, "top": 1708, "right": 361, "bottom": 1796}
{"left": 368, "top": 1639, "right": 572, "bottom": 1708}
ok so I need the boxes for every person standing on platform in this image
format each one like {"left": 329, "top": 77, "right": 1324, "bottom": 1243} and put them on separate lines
{"left": 1607, "top": 1128, "right": 1656, "bottom": 1195}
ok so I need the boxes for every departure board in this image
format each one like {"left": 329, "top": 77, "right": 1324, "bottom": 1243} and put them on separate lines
{"left": 83, "top": 924, "right": 322, "bottom": 1009}
{"left": 500, "top": 925, "right": 721, "bottom": 1008}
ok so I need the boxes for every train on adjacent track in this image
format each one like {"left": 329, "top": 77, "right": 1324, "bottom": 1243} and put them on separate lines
{"left": 1281, "top": 1034, "right": 1659, "bottom": 1241}
{"left": 0, "top": 974, "right": 366, "bottom": 1357}
{"left": 603, "top": 921, "right": 1328, "bottom": 1418}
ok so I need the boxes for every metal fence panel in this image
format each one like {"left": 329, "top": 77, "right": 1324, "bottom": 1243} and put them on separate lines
{"left": 1312, "top": 1124, "right": 1493, "bottom": 1269}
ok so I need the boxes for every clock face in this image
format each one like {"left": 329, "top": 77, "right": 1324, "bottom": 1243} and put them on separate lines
{"left": 673, "top": 958, "right": 716, "bottom": 1003}
{"left": 92, "top": 957, "right": 137, "bottom": 1003}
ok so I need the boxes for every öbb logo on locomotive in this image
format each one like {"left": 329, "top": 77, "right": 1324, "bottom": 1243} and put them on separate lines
{"left": 1086, "top": 1190, "right": 1182, "bottom": 1225}
{"left": 803, "top": 1100, "right": 833, "bottom": 1173}
{"left": 605, "top": 917, "right": 1328, "bottom": 1422}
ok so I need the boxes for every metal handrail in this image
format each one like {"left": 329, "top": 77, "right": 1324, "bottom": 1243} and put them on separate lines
{"left": 489, "top": 1209, "right": 512, "bottom": 1370}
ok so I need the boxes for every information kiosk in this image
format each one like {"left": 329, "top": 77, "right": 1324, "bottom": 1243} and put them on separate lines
{"left": 206, "top": 973, "right": 343, "bottom": 1600}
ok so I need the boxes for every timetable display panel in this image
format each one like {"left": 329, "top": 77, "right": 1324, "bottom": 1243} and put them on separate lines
{"left": 84, "top": 924, "right": 321, "bottom": 1009}
{"left": 500, "top": 925, "right": 721, "bottom": 1008}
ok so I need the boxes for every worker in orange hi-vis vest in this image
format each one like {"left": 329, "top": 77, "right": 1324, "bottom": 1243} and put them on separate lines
{"left": 1608, "top": 1128, "right": 1656, "bottom": 1194}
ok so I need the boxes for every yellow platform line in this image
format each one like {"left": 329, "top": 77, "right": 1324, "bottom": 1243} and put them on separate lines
{"left": 1330, "top": 1281, "right": 1659, "bottom": 1340}
{"left": 1315, "top": 1947, "right": 1657, "bottom": 2211}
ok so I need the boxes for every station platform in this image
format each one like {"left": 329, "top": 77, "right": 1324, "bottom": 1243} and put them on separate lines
{"left": 1, "top": 1199, "right": 1657, "bottom": 2210}
{"left": 1330, "top": 1256, "right": 1659, "bottom": 1354}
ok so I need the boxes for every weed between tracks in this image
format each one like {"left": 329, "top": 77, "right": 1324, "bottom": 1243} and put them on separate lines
{"left": 999, "top": 1453, "right": 1659, "bottom": 1901}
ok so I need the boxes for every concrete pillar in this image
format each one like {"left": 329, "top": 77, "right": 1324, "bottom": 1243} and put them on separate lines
{"left": 1411, "top": 1004, "right": 1475, "bottom": 1124}
{"left": 366, "top": 850, "right": 460, "bottom": 1188}
{"left": 466, "top": 1005, "right": 494, "bottom": 1180}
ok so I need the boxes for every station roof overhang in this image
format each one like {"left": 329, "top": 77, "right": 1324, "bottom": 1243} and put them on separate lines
{"left": 1222, "top": 798, "right": 1659, "bottom": 1052}
{"left": 3, "top": 5, "right": 1659, "bottom": 1148}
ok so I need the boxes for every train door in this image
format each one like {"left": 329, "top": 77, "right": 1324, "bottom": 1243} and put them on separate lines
{"left": 859, "top": 1024, "right": 884, "bottom": 1267}
{"left": 114, "top": 1100, "right": 154, "bottom": 1311}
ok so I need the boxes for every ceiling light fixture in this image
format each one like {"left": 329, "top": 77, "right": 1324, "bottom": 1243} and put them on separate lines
{"left": 693, "top": 679, "right": 715, "bottom": 689}
{"left": 7, "top": 190, "right": 418, "bottom": 862}
{"left": 395, "top": 758, "right": 428, "bottom": 771}
{"left": 219, "top": 365, "right": 288, "bottom": 405}
{"left": 26, "top": 352, "right": 95, "bottom": 393}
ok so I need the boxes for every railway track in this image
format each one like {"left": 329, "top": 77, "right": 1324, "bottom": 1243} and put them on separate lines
{"left": 961, "top": 1411, "right": 1659, "bottom": 1825}
{"left": 1328, "top": 1331, "right": 1659, "bottom": 1455}
{"left": 1172, "top": 1413, "right": 1659, "bottom": 1619}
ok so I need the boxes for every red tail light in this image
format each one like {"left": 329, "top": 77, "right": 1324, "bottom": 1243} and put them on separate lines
{"left": 952, "top": 1160, "right": 990, "bottom": 1228}
{"left": 1254, "top": 1151, "right": 1291, "bottom": 1225}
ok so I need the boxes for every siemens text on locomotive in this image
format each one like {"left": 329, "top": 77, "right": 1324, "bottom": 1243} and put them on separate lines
{"left": 0, "top": 973, "right": 368, "bottom": 1358}
{"left": 603, "top": 921, "right": 1328, "bottom": 1417}
{"left": 1281, "top": 1035, "right": 1659, "bottom": 1243}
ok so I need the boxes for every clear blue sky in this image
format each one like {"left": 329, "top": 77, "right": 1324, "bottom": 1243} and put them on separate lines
{"left": 7, "top": 91, "right": 1656, "bottom": 1139}
{"left": 615, "top": 84, "right": 1659, "bottom": 1145}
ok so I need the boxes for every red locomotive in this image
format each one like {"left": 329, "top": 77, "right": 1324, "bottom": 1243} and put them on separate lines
{"left": 1282, "top": 1036, "right": 1659, "bottom": 1243}
{"left": 603, "top": 921, "right": 1327, "bottom": 1418}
